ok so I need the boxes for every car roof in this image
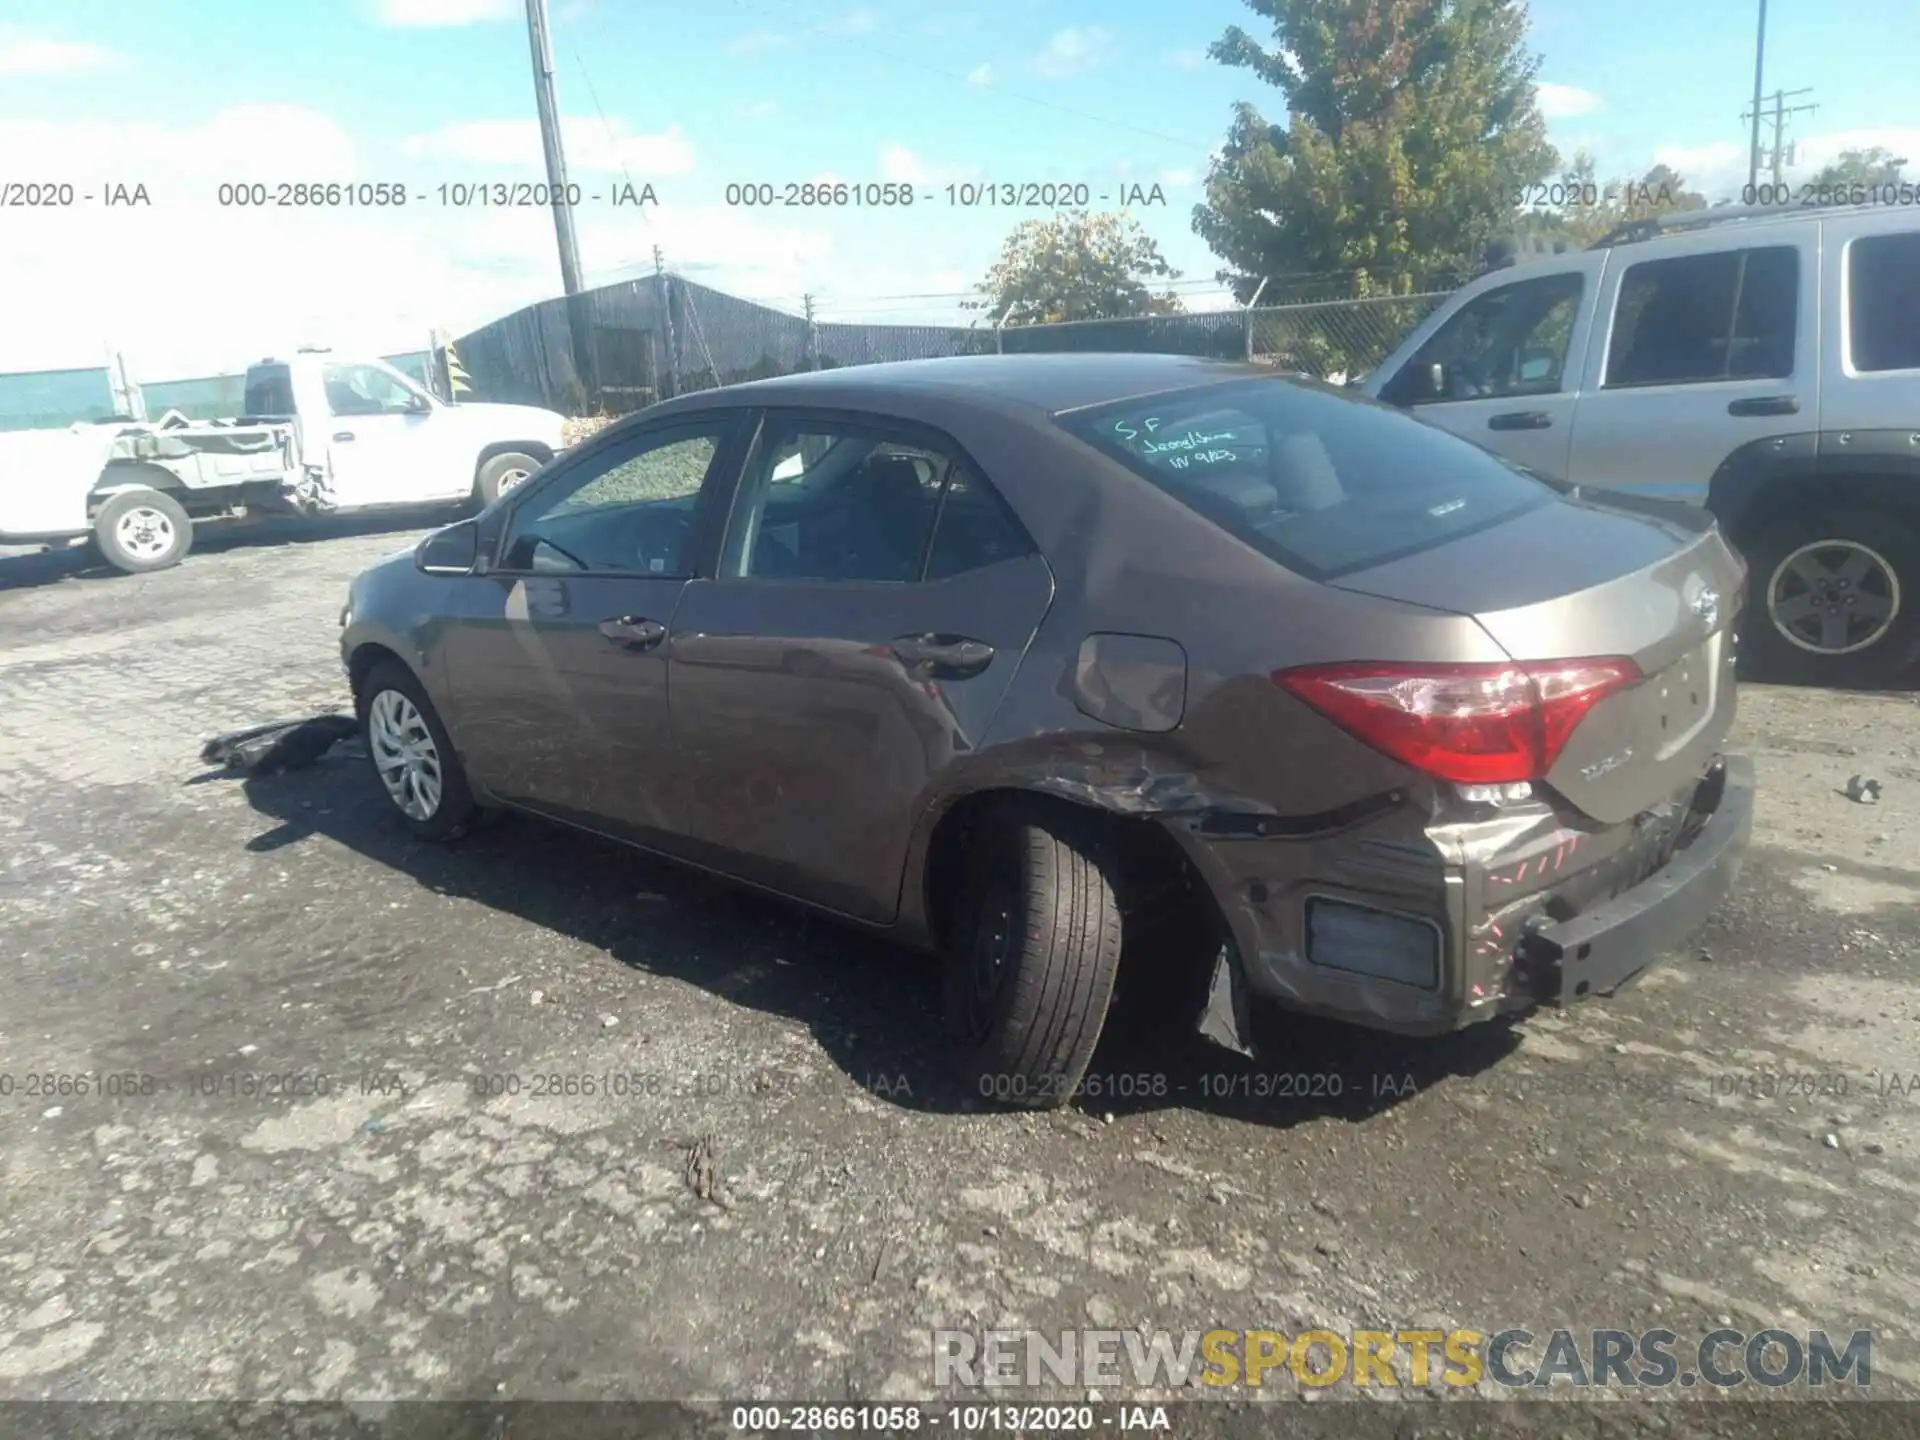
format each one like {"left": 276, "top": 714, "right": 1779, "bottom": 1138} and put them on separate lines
{"left": 645, "top": 353, "right": 1267, "bottom": 422}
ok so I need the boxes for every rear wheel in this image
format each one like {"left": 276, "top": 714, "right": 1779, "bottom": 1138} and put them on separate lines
{"left": 93, "top": 488, "right": 192, "bottom": 573}
{"left": 942, "top": 797, "right": 1125, "bottom": 1109}
{"left": 355, "top": 659, "right": 477, "bottom": 840}
{"left": 1742, "top": 506, "right": 1918, "bottom": 686}
{"left": 475, "top": 451, "right": 541, "bottom": 506}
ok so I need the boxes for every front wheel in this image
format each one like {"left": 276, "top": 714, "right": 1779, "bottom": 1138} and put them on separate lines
{"left": 475, "top": 451, "right": 542, "bottom": 507}
{"left": 942, "top": 798, "right": 1125, "bottom": 1110}
{"left": 94, "top": 488, "right": 192, "bottom": 573}
{"left": 355, "top": 659, "right": 477, "bottom": 840}
{"left": 1742, "top": 506, "right": 1918, "bottom": 686}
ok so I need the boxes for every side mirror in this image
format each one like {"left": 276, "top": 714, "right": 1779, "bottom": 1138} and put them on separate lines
{"left": 417, "top": 518, "right": 481, "bottom": 575}
{"left": 406, "top": 392, "right": 433, "bottom": 415}
{"left": 1425, "top": 362, "right": 1448, "bottom": 399}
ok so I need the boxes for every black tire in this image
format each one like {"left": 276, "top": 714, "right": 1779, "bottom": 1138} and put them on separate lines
{"left": 1739, "top": 506, "right": 1920, "bottom": 687}
{"left": 942, "top": 797, "right": 1125, "bottom": 1109}
{"left": 93, "top": 488, "right": 192, "bottom": 573}
{"left": 354, "top": 659, "right": 478, "bottom": 841}
{"left": 475, "top": 451, "right": 542, "bottom": 507}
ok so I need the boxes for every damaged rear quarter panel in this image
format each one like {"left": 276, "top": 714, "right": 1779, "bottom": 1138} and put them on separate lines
{"left": 889, "top": 455, "right": 1529, "bottom": 1028}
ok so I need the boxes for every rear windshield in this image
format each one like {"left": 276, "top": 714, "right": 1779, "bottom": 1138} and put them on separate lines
{"left": 1056, "top": 378, "right": 1554, "bottom": 580}
{"left": 243, "top": 365, "right": 296, "bottom": 418}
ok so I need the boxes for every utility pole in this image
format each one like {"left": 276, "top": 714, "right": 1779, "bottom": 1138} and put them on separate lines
{"left": 525, "top": 0, "right": 582, "bottom": 296}
{"left": 1742, "top": 87, "right": 1818, "bottom": 190}
{"left": 525, "top": 0, "right": 594, "bottom": 409}
{"left": 654, "top": 245, "right": 678, "bottom": 399}
{"left": 1746, "top": 0, "right": 1767, "bottom": 195}
{"left": 803, "top": 293, "right": 817, "bottom": 371}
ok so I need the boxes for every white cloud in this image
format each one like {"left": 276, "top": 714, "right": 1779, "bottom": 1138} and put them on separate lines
{"left": 1648, "top": 139, "right": 1748, "bottom": 198}
{"left": 726, "top": 29, "right": 791, "bottom": 56}
{"left": 1536, "top": 82, "right": 1602, "bottom": 120}
{"left": 1789, "top": 127, "right": 1920, "bottom": 174}
{"left": 878, "top": 144, "right": 930, "bottom": 185}
{"left": 1634, "top": 125, "right": 1920, "bottom": 203}
{"left": 1166, "top": 48, "right": 1206, "bottom": 72}
{"left": 1159, "top": 168, "right": 1197, "bottom": 187}
{"left": 874, "top": 146, "right": 982, "bottom": 188}
{"left": 0, "top": 108, "right": 826, "bottom": 379}
{"left": 372, "top": 0, "right": 517, "bottom": 26}
{"left": 0, "top": 26, "right": 119, "bottom": 75}
{"left": 1032, "top": 26, "right": 1115, "bottom": 79}
{"left": 400, "top": 119, "right": 697, "bottom": 175}
{"left": 825, "top": 8, "right": 879, "bottom": 36}
{"left": 966, "top": 63, "right": 992, "bottom": 86}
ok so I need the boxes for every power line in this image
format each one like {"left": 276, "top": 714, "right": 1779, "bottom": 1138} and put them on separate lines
{"left": 565, "top": 7, "right": 652, "bottom": 232}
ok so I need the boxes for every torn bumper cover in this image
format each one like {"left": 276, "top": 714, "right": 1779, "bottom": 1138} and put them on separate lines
{"left": 1511, "top": 754, "right": 1753, "bottom": 1005}
{"left": 1170, "top": 752, "right": 1754, "bottom": 1041}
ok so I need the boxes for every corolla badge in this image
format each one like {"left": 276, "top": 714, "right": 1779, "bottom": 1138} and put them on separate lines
{"left": 1581, "top": 748, "right": 1635, "bottom": 783}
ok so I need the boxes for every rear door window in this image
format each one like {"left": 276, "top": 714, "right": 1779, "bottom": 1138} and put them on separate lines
{"left": 1848, "top": 232, "right": 1920, "bottom": 372}
{"left": 1604, "top": 246, "right": 1798, "bottom": 387}
{"left": 1058, "top": 379, "right": 1554, "bottom": 580}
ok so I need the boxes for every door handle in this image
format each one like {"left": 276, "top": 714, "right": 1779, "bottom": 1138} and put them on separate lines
{"left": 890, "top": 633, "right": 995, "bottom": 677}
{"left": 598, "top": 616, "right": 667, "bottom": 651}
{"left": 1727, "top": 395, "right": 1799, "bottom": 417}
{"left": 332, "top": 431, "right": 356, "bottom": 442}
{"left": 1488, "top": 411, "right": 1553, "bottom": 431}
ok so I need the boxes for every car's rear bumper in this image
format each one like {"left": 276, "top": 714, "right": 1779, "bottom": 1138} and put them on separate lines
{"left": 1169, "top": 753, "right": 1754, "bottom": 1038}
{"left": 1508, "top": 753, "right": 1752, "bottom": 1005}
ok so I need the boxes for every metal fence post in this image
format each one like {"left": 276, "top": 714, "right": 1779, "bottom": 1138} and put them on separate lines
{"left": 658, "top": 270, "right": 679, "bottom": 399}
{"left": 1242, "top": 278, "right": 1271, "bottom": 363}
{"left": 994, "top": 303, "right": 1016, "bottom": 355}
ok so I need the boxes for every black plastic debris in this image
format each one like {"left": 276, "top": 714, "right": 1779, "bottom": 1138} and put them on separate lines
{"left": 1845, "top": 774, "right": 1884, "bottom": 805}
{"left": 200, "top": 714, "right": 358, "bottom": 775}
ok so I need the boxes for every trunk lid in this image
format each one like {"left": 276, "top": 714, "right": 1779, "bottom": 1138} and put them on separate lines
{"left": 1327, "top": 489, "right": 1746, "bottom": 824}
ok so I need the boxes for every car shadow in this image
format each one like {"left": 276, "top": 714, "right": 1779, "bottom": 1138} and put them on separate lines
{"left": 228, "top": 745, "right": 1527, "bottom": 1134}
{"left": 0, "top": 509, "right": 461, "bottom": 592}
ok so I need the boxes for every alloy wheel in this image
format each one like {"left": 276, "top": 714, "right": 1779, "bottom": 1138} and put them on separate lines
{"left": 1767, "top": 538, "right": 1901, "bottom": 656}
{"left": 368, "top": 689, "right": 443, "bottom": 821}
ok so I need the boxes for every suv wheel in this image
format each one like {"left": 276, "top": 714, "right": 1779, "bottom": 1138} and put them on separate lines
{"left": 476, "top": 451, "right": 541, "bottom": 506}
{"left": 94, "top": 488, "right": 193, "bottom": 573}
{"left": 1743, "top": 507, "right": 1918, "bottom": 687}
{"left": 355, "top": 659, "right": 477, "bottom": 839}
{"left": 942, "top": 797, "right": 1124, "bottom": 1109}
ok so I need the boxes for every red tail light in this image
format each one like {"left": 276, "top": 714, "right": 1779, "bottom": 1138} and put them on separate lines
{"left": 1272, "top": 658, "right": 1641, "bottom": 785}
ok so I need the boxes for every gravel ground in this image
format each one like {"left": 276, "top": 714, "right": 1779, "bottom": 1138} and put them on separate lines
{"left": 1, "top": 520, "right": 1918, "bottom": 1427}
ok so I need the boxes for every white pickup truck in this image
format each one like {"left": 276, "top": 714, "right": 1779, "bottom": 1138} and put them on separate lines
{"left": 0, "top": 349, "right": 568, "bottom": 573}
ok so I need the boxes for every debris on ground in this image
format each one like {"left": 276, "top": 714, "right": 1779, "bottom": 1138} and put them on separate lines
{"left": 671, "top": 1133, "right": 730, "bottom": 1208}
{"left": 1845, "top": 774, "right": 1883, "bottom": 804}
{"left": 200, "top": 714, "right": 358, "bottom": 774}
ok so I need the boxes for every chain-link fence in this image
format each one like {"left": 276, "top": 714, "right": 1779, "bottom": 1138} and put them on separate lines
{"left": 1248, "top": 293, "right": 1453, "bottom": 380}
{"left": 448, "top": 276, "right": 1455, "bottom": 418}
{"left": 0, "top": 280, "right": 1450, "bottom": 433}
{"left": 449, "top": 275, "right": 996, "bottom": 415}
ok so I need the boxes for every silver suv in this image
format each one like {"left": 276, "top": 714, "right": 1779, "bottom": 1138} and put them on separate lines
{"left": 1363, "top": 202, "right": 1920, "bottom": 685}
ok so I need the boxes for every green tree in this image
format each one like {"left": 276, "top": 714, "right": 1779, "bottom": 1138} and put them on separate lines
{"left": 1195, "top": 0, "right": 1559, "bottom": 300}
{"left": 1807, "top": 146, "right": 1908, "bottom": 188}
{"left": 967, "top": 210, "right": 1185, "bottom": 324}
{"left": 1515, "top": 152, "right": 1708, "bottom": 250}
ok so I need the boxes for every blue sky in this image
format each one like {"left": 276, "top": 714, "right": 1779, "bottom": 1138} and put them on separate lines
{"left": 2, "top": 0, "right": 1917, "bottom": 376}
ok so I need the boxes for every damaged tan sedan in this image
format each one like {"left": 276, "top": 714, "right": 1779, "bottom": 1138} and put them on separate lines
{"left": 339, "top": 354, "right": 1754, "bottom": 1105}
